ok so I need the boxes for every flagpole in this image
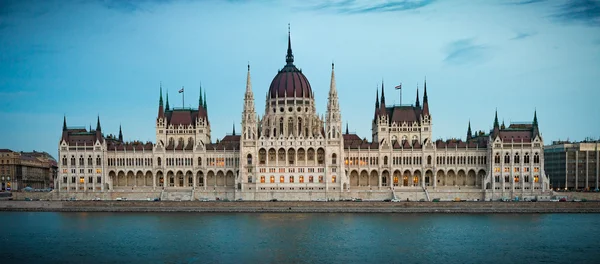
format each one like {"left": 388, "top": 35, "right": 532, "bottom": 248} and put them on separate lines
{"left": 182, "top": 86, "right": 185, "bottom": 108}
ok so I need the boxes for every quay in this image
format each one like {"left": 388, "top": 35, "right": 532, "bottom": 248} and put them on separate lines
{"left": 1, "top": 200, "right": 600, "bottom": 213}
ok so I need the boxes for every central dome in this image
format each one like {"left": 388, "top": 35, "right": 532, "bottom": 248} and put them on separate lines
{"left": 268, "top": 30, "right": 313, "bottom": 99}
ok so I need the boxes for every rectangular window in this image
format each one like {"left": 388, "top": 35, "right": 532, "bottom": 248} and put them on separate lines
{"left": 63, "top": 177, "right": 67, "bottom": 184}
{"left": 331, "top": 176, "right": 336, "bottom": 183}
{"left": 97, "top": 177, "right": 102, "bottom": 183}
{"left": 88, "top": 176, "right": 93, "bottom": 183}
{"left": 80, "top": 177, "right": 85, "bottom": 184}
{"left": 309, "top": 176, "right": 314, "bottom": 183}
{"left": 280, "top": 176, "right": 284, "bottom": 183}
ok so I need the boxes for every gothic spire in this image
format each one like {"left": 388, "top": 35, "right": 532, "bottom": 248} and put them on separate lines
{"left": 380, "top": 79, "right": 386, "bottom": 108}
{"left": 493, "top": 109, "right": 499, "bottom": 128}
{"left": 118, "top": 124, "right": 123, "bottom": 142}
{"left": 165, "top": 92, "right": 170, "bottom": 111}
{"left": 159, "top": 82, "right": 163, "bottom": 106}
{"left": 346, "top": 122, "right": 349, "bottom": 135}
{"left": 203, "top": 90, "right": 207, "bottom": 110}
{"left": 286, "top": 24, "right": 294, "bottom": 65}
{"left": 232, "top": 122, "right": 236, "bottom": 135}
{"left": 467, "top": 120, "right": 472, "bottom": 140}
{"left": 63, "top": 115, "right": 67, "bottom": 131}
{"left": 96, "top": 116, "right": 101, "bottom": 131}
{"left": 415, "top": 85, "right": 420, "bottom": 108}
{"left": 246, "top": 63, "right": 253, "bottom": 97}
{"left": 422, "top": 78, "right": 430, "bottom": 116}
{"left": 199, "top": 82, "right": 203, "bottom": 108}
{"left": 533, "top": 109, "right": 538, "bottom": 127}
{"left": 329, "top": 62, "right": 337, "bottom": 95}
{"left": 375, "top": 88, "right": 380, "bottom": 109}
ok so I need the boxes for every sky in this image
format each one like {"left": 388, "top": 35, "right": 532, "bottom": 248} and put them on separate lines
{"left": 0, "top": 0, "right": 599, "bottom": 159}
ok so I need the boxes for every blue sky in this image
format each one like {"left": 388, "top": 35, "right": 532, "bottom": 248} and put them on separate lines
{"left": 1, "top": 0, "right": 599, "bottom": 158}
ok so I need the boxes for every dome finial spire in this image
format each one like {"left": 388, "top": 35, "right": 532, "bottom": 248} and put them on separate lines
{"left": 286, "top": 23, "right": 294, "bottom": 65}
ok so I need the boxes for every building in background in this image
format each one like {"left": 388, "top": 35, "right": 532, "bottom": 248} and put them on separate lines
{"left": 545, "top": 140, "right": 599, "bottom": 191}
{"left": 0, "top": 149, "right": 57, "bottom": 191}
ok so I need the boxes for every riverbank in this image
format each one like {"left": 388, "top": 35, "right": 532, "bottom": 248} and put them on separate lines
{"left": 1, "top": 200, "right": 600, "bottom": 213}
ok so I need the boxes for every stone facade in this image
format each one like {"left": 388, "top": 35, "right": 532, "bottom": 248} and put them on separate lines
{"left": 0, "top": 149, "right": 57, "bottom": 191}
{"left": 56, "top": 31, "right": 550, "bottom": 201}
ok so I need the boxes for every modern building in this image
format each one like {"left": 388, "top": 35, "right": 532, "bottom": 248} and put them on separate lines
{"left": 57, "top": 30, "right": 550, "bottom": 201}
{"left": 0, "top": 149, "right": 58, "bottom": 191}
{"left": 544, "top": 140, "right": 599, "bottom": 191}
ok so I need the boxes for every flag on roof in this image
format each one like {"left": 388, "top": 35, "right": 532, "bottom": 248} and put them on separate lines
{"left": 178, "top": 87, "right": 184, "bottom": 93}
{"left": 395, "top": 84, "right": 402, "bottom": 90}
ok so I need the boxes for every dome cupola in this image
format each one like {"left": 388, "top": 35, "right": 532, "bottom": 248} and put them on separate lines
{"left": 268, "top": 26, "right": 313, "bottom": 99}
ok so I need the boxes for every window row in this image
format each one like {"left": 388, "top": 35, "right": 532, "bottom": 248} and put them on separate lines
{"left": 62, "top": 176, "right": 102, "bottom": 184}
{"left": 258, "top": 175, "right": 332, "bottom": 183}
{"left": 494, "top": 175, "right": 539, "bottom": 183}
{"left": 494, "top": 152, "right": 540, "bottom": 164}
{"left": 108, "top": 158, "right": 153, "bottom": 167}
{"left": 63, "top": 155, "right": 102, "bottom": 167}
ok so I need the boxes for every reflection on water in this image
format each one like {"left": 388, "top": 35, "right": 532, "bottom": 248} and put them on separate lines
{"left": 0, "top": 213, "right": 598, "bottom": 264}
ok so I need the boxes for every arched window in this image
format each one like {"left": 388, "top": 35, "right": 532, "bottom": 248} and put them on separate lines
{"left": 288, "top": 117, "right": 294, "bottom": 136}
{"left": 332, "top": 153, "right": 337, "bottom": 165}
{"left": 299, "top": 176, "right": 304, "bottom": 183}
{"left": 317, "top": 148, "right": 325, "bottom": 164}
{"left": 494, "top": 153, "right": 500, "bottom": 164}
{"left": 260, "top": 176, "right": 265, "bottom": 183}
{"left": 524, "top": 153, "right": 530, "bottom": 164}
{"left": 247, "top": 154, "right": 252, "bottom": 165}
{"left": 62, "top": 156, "right": 67, "bottom": 166}
{"left": 280, "top": 175, "right": 284, "bottom": 183}
{"left": 514, "top": 153, "right": 520, "bottom": 164}
{"left": 534, "top": 153, "right": 540, "bottom": 164}
{"left": 384, "top": 156, "right": 388, "bottom": 165}
{"left": 298, "top": 117, "right": 303, "bottom": 136}
{"left": 504, "top": 153, "right": 510, "bottom": 164}
{"left": 290, "top": 176, "right": 294, "bottom": 183}
{"left": 87, "top": 156, "right": 92, "bottom": 166}
{"left": 309, "top": 176, "right": 314, "bottom": 183}
{"left": 318, "top": 176, "right": 324, "bottom": 183}
{"left": 157, "top": 157, "right": 162, "bottom": 166}
{"left": 278, "top": 148, "right": 285, "bottom": 162}
{"left": 427, "top": 155, "right": 432, "bottom": 165}
{"left": 96, "top": 156, "right": 101, "bottom": 166}
{"left": 332, "top": 176, "right": 336, "bottom": 183}
{"left": 298, "top": 148, "right": 305, "bottom": 161}
{"left": 270, "top": 176, "right": 275, "bottom": 183}
{"left": 197, "top": 157, "right": 202, "bottom": 166}
{"left": 268, "top": 148, "right": 276, "bottom": 161}
{"left": 307, "top": 148, "right": 315, "bottom": 161}
{"left": 259, "top": 149, "right": 266, "bottom": 164}
{"left": 288, "top": 149, "right": 295, "bottom": 165}
{"left": 279, "top": 118, "right": 284, "bottom": 136}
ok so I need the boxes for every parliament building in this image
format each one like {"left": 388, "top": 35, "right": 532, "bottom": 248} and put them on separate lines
{"left": 57, "top": 31, "right": 550, "bottom": 201}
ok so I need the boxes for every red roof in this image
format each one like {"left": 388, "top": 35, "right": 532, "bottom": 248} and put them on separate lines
{"left": 268, "top": 65, "right": 312, "bottom": 99}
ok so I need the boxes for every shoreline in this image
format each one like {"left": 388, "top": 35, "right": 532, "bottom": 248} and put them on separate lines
{"left": 2, "top": 201, "right": 600, "bottom": 213}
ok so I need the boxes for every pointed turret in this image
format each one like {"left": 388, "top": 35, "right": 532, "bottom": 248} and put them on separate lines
{"left": 286, "top": 24, "right": 294, "bottom": 66}
{"left": 232, "top": 122, "right": 236, "bottom": 136}
{"left": 96, "top": 116, "right": 101, "bottom": 131}
{"left": 493, "top": 109, "right": 500, "bottom": 137}
{"left": 203, "top": 90, "right": 207, "bottom": 111}
{"left": 467, "top": 120, "right": 472, "bottom": 140}
{"left": 241, "top": 63, "right": 256, "bottom": 141}
{"left": 501, "top": 119, "right": 506, "bottom": 130}
{"left": 326, "top": 62, "right": 341, "bottom": 140}
{"left": 63, "top": 116, "right": 67, "bottom": 131}
{"left": 346, "top": 122, "right": 349, "bottom": 135}
{"left": 422, "top": 78, "right": 430, "bottom": 116}
{"left": 165, "top": 92, "right": 170, "bottom": 111}
{"left": 380, "top": 80, "right": 386, "bottom": 109}
{"left": 533, "top": 109, "right": 539, "bottom": 137}
{"left": 375, "top": 88, "right": 380, "bottom": 109}
{"left": 199, "top": 82, "right": 203, "bottom": 108}
{"left": 158, "top": 83, "right": 165, "bottom": 118}
{"left": 415, "top": 85, "right": 420, "bottom": 108}
{"left": 118, "top": 124, "right": 123, "bottom": 142}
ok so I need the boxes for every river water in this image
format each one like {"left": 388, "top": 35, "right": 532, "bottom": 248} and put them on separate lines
{"left": 0, "top": 212, "right": 598, "bottom": 263}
